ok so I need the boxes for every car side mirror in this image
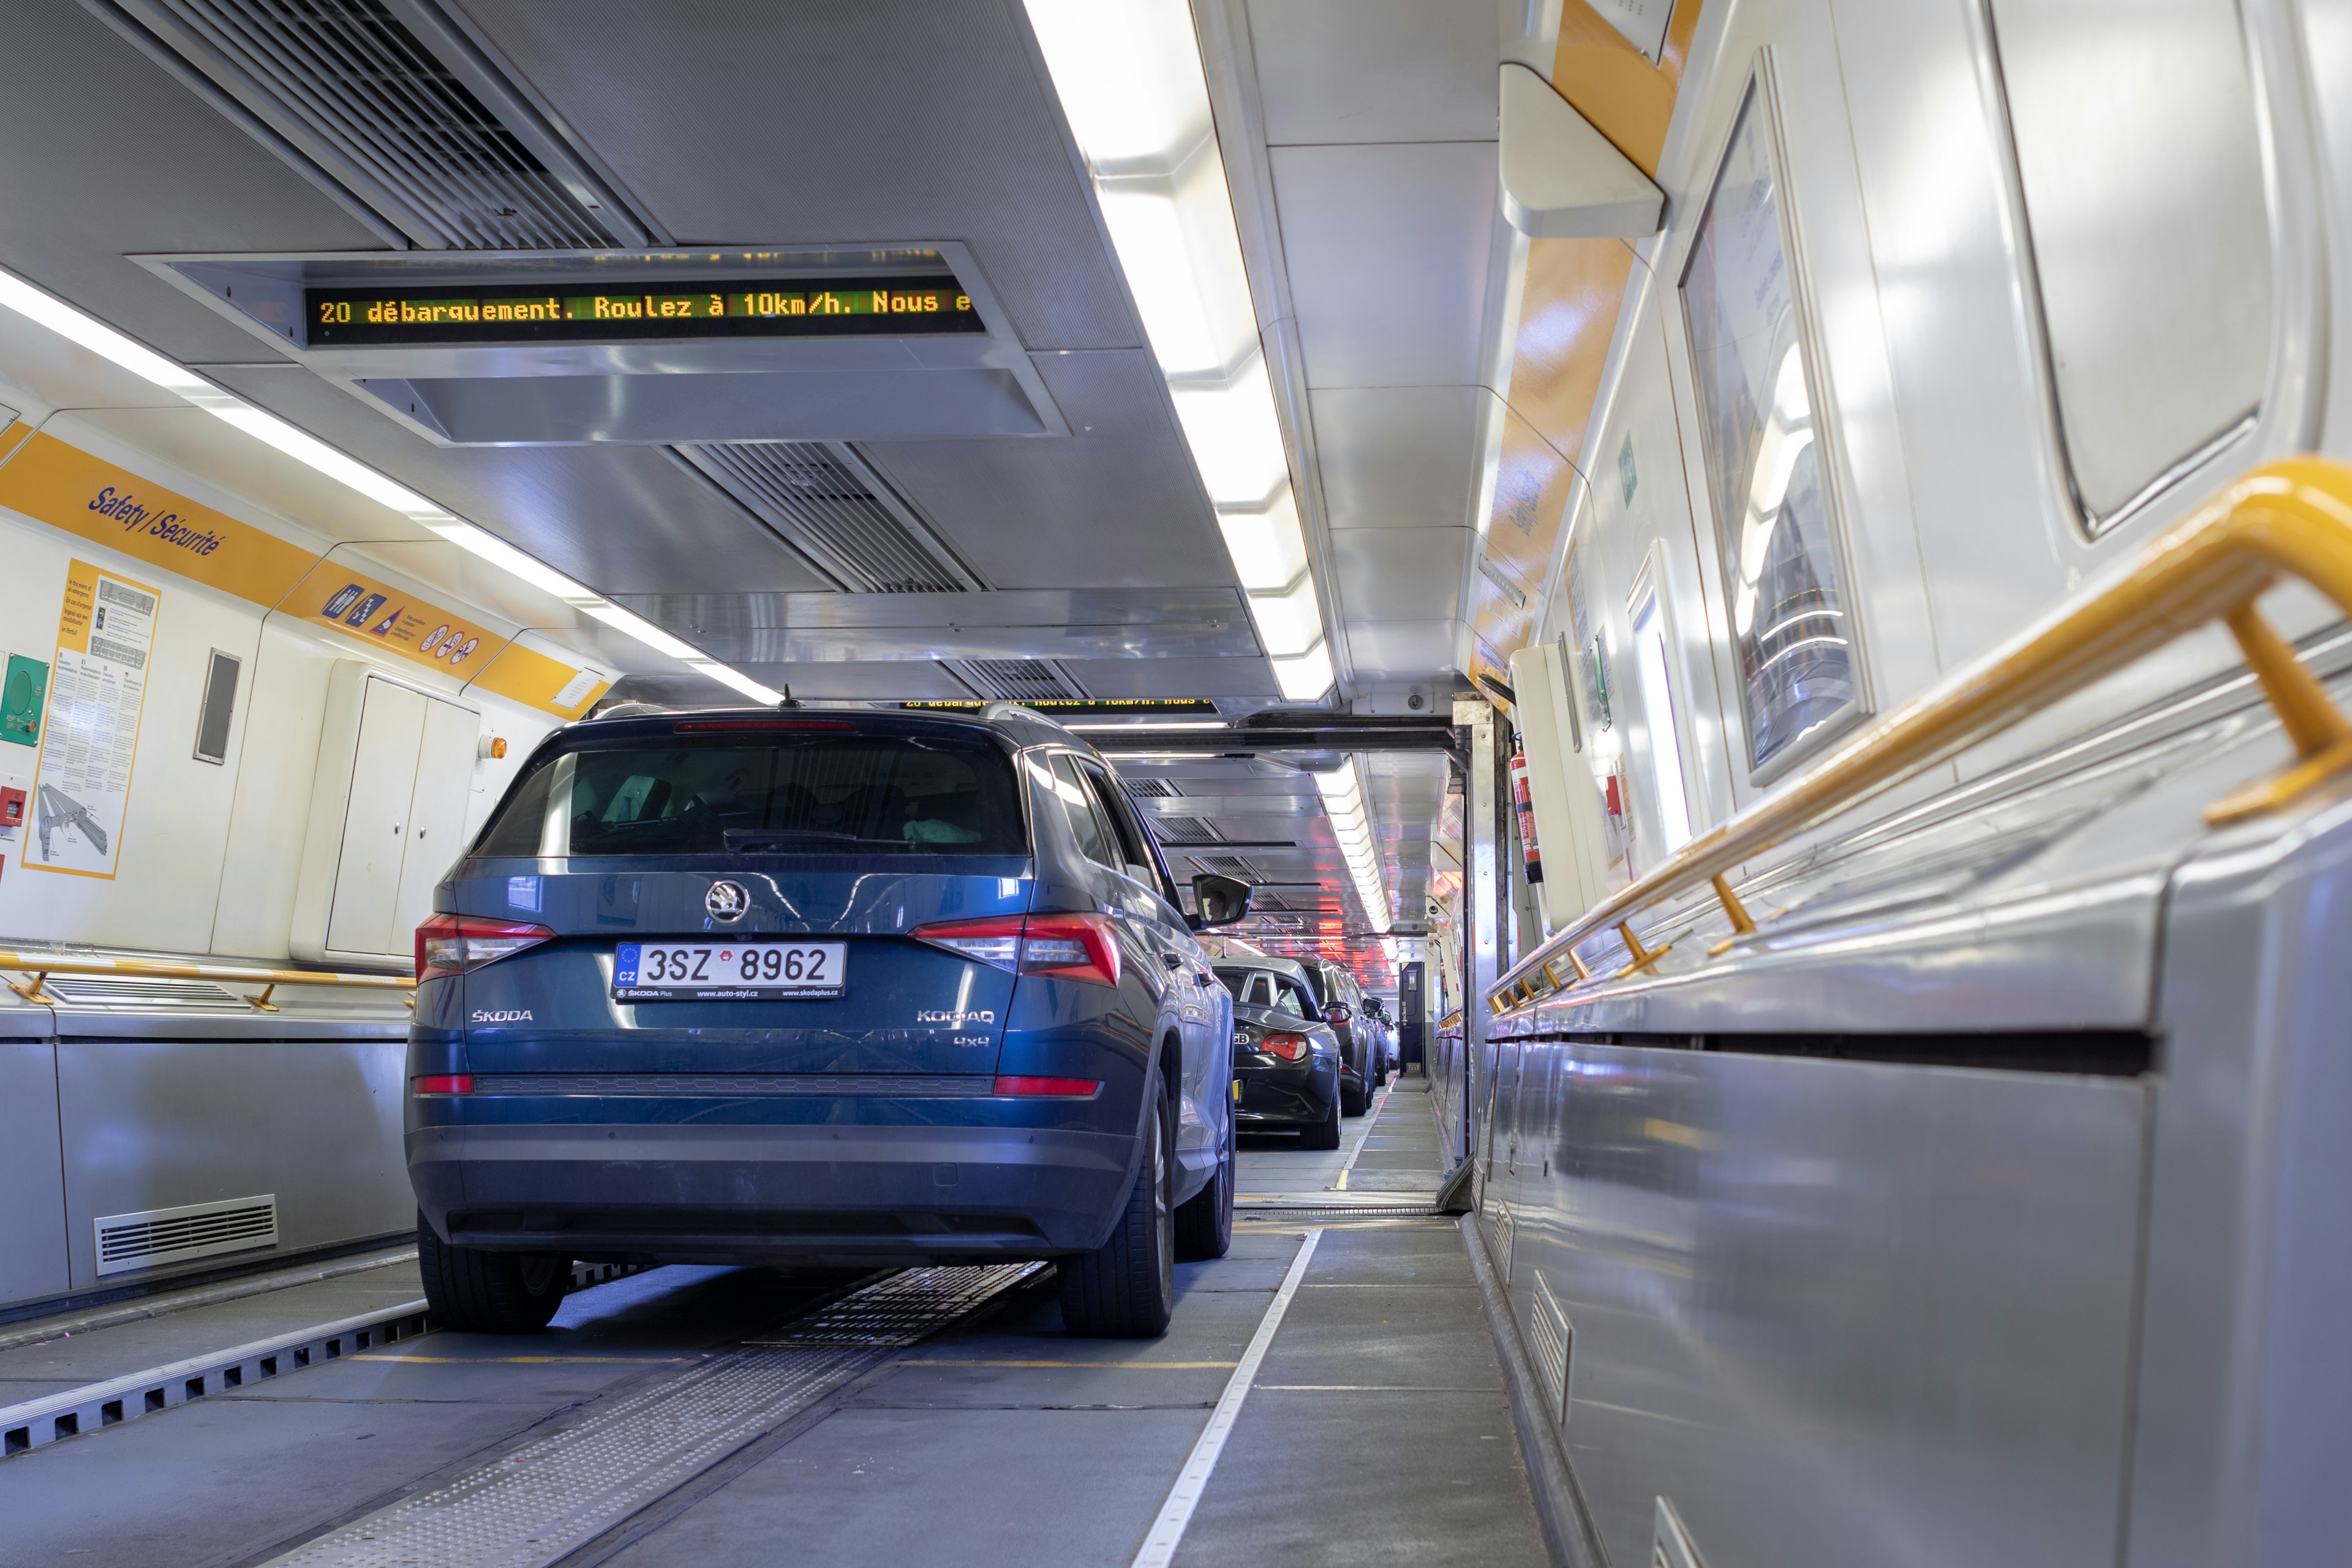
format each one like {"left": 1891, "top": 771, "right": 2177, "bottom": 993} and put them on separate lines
{"left": 1189, "top": 872, "right": 1253, "bottom": 930}
{"left": 1327, "top": 1003, "right": 1352, "bottom": 1025}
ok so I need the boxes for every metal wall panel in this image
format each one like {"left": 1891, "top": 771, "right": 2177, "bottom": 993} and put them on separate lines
{"left": 1491, "top": 1041, "right": 2148, "bottom": 1568}
{"left": 0, "top": 1036, "right": 69, "bottom": 1305}
{"left": 54, "top": 1035, "right": 409, "bottom": 1291}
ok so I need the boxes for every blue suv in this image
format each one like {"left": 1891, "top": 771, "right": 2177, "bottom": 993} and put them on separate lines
{"left": 405, "top": 704, "right": 1248, "bottom": 1337}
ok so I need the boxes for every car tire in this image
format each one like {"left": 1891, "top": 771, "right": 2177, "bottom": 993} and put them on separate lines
{"left": 1340, "top": 1076, "right": 1368, "bottom": 1117}
{"left": 1060, "top": 1078, "right": 1176, "bottom": 1338}
{"left": 417, "top": 1213, "right": 567, "bottom": 1334}
{"left": 1303, "top": 1094, "right": 1343, "bottom": 1150}
{"left": 1175, "top": 1098, "right": 1234, "bottom": 1261}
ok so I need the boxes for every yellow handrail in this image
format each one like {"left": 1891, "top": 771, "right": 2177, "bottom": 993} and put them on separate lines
{"left": 1492, "top": 456, "right": 2352, "bottom": 1011}
{"left": 0, "top": 951, "right": 413, "bottom": 1012}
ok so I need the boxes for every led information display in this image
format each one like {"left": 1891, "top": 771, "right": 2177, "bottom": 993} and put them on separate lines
{"left": 304, "top": 276, "right": 981, "bottom": 345}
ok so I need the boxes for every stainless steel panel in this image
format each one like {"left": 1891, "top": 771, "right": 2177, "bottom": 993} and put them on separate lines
{"left": 2124, "top": 788, "right": 2352, "bottom": 1568}
{"left": 0, "top": 1041, "right": 69, "bottom": 1305}
{"left": 55, "top": 1036, "right": 409, "bottom": 1290}
{"left": 1502, "top": 1042, "right": 2147, "bottom": 1567}
{"left": 610, "top": 588, "right": 1259, "bottom": 665}
{"left": 1246, "top": 0, "right": 1500, "bottom": 146}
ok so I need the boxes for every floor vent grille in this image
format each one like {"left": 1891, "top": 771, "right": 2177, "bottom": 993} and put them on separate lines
{"left": 92, "top": 0, "right": 632, "bottom": 249}
{"left": 955, "top": 660, "right": 1083, "bottom": 703}
{"left": 96, "top": 1194, "right": 277, "bottom": 1278}
{"left": 678, "top": 442, "right": 968, "bottom": 594}
{"left": 1529, "top": 1268, "right": 1574, "bottom": 1427}
{"left": 41, "top": 976, "right": 247, "bottom": 1009}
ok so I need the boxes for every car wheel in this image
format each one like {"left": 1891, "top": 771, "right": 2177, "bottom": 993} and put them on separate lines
{"left": 1303, "top": 1093, "right": 1343, "bottom": 1150}
{"left": 1340, "top": 1076, "right": 1368, "bottom": 1117}
{"left": 417, "top": 1213, "right": 567, "bottom": 1334}
{"left": 1060, "top": 1077, "right": 1176, "bottom": 1337}
{"left": 1175, "top": 1095, "right": 1234, "bottom": 1261}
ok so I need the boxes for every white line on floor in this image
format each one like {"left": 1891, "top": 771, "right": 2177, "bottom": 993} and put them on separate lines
{"left": 1128, "top": 1227, "right": 1324, "bottom": 1568}
{"left": 1331, "top": 1079, "right": 1393, "bottom": 1191}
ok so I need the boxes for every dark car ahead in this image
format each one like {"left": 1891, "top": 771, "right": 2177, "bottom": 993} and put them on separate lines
{"left": 1297, "top": 957, "right": 1379, "bottom": 1115}
{"left": 405, "top": 704, "right": 1248, "bottom": 1338}
{"left": 1215, "top": 957, "right": 1343, "bottom": 1150}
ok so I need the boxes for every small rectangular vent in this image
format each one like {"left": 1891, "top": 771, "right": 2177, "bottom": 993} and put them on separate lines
{"left": 96, "top": 1194, "right": 277, "bottom": 1277}
{"left": 1529, "top": 1270, "right": 1574, "bottom": 1428}
{"left": 1124, "top": 778, "right": 1181, "bottom": 798}
{"left": 43, "top": 976, "right": 247, "bottom": 1009}
{"left": 956, "top": 660, "right": 1082, "bottom": 703}
{"left": 679, "top": 442, "right": 968, "bottom": 594}
{"left": 1189, "top": 853, "right": 1265, "bottom": 881}
{"left": 94, "top": 0, "right": 633, "bottom": 249}
{"left": 1487, "top": 1199, "right": 1515, "bottom": 1283}
{"left": 1150, "top": 816, "right": 1226, "bottom": 846}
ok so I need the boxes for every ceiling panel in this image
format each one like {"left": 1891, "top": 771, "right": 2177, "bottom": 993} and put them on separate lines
{"left": 1271, "top": 140, "right": 1499, "bottom": 390}
{"left": 1342, "top": 617, "right": 1463, "bottom": 677}
{"left": 1055, "top": 657, "right": 1279, "bottom": 699}
{"left": 207, "top": 364, "right": 834, "bottom": 597}
{"left": 456, "top": 0, "right": 1137, "bottom": 352}
{"left": 1332, "top": 527, "right": 1474, "bottom": 621}
{"left": 1311, "top": 386, "right": 1480, "bottom": 530}
{"left": 1246, "top": 0, "right": 1500, "bottom": 145}
{"left": 0, "top": 7, "right": 387, "bottom": 365}
{"left": 859, "top": 351, "right": 1229, "bottom": 592}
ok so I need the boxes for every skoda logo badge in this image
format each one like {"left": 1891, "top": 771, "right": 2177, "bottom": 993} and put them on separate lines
{"left": 705, "top": 880, "right": 750, "bottom": 922}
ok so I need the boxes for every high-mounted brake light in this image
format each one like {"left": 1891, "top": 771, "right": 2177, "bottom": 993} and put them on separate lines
{"left": 416, "top": 913, "right": 556, "bottom": 981}
{"left": 411, "top": 1074, "right": 473, "bottom": 1095}
{"left": 673, "top": 718, "right": 854, "bottom": 733}
{"left": 992, "top": 1075, "right": 1102, "bottom": 1098}
{"left": 910, "top": 912, "right": 1122, "bottom": 989}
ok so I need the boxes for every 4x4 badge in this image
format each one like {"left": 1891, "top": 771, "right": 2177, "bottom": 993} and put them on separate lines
{"left": 705, "top": 880, "right": 749, "bottom": 922}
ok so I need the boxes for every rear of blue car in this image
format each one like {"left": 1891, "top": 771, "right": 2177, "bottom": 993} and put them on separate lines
{"left": 405, "top": 712, "right": 1166, "bottom": 1332}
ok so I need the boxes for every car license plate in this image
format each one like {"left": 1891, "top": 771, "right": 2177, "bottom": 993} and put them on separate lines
{"left": 613, "top": 941, "right": 846, "bottom": 1001}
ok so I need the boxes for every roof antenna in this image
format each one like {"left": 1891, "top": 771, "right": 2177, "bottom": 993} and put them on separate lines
{"left": 775, "top": 685, "right": 802, "bottom": 711}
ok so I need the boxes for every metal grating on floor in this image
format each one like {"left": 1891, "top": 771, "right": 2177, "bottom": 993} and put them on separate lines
{"left": 90, "top": 0, "right": 634, "bottom": 248}
{"left": 677, "top": 442, "right": 971, "bottom": 594}
{"left": 260, "top": 1262, "right": 1043, "bottom": 1568}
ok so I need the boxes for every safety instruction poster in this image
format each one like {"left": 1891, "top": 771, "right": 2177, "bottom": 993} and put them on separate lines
{"left": 28, "top": 560, "right": 159, "bottom": 878}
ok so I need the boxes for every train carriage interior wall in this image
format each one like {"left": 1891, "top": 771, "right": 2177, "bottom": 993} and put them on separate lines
{"left": 0, "top": 1, "right": 2342, "bottom": 1564}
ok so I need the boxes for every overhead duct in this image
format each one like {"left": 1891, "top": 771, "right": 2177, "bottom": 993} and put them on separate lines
{"left": 676, "top": 442, "right": 975, "bottom": 595}
{"left": 84, "top": 0, "right": 649, "bottom": 249}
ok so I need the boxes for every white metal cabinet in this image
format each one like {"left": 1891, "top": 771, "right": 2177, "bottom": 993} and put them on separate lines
{"left": 293, "top": 663, "right": 480, "bottom": 968}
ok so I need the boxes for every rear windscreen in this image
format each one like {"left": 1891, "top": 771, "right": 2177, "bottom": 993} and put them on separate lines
{"left": 472, "top": 733, "right": 1028, "bottom": 858}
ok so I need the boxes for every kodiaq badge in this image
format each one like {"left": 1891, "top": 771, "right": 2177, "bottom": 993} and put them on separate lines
{"left": 705, "top": 880, "right": 750, "bottom": 921}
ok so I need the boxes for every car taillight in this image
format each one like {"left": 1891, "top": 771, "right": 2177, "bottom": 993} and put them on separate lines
{"left": 415, "top": 913, "right": 556, "bottom": 982}
{"left": 411, "top": 1074, "right": 473, "bottom": 1095}
{"left": 1259, "top": 1031, "right": 1311, "bottom": 1063}
{"left": 910, "top": 912, "right": 1122, "bottom": 989}
{"left": 992, "top": 1075, "right": 1102, "bottom": 1098}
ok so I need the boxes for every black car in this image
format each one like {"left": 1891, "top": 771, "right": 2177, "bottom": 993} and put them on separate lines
{"left": 405, "top": 703, "right": 1248, "bottom": 1340}
{"left": 1215, "top": 957, "right": 1344, "bottom": 1150}
{"left": 1297, "top": 957, "right": 1379, "bottom": 1115}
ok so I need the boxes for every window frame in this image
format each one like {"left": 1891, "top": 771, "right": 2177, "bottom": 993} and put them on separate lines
{"left": 1675, "top": 57, "right": 1872, "bottom": 788}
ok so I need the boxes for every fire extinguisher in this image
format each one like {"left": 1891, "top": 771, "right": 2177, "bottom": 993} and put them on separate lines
{"left": 1509, "top": 737, "right": 1544, "bottom": 885}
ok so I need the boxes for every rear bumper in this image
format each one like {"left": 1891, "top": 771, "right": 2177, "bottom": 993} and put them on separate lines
{"left": 1235, "top": 1058, "right": 1338, "bottom": 1128}
{"left": 408, "top": 1118, "right": 1136, "bottom": 1264}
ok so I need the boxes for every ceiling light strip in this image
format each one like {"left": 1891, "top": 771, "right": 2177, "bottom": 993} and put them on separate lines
{"left": 1022, "top": 0, "right": 1332, "bottom": 701}
{"left": 0, "top": 265, "right": 777, "bottom": 701}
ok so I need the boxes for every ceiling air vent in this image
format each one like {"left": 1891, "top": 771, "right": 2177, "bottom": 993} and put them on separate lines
{"left": 1189, "top": 853, "right": 1266, "bottom": 881}
{"left": 1150, "top": 816, "right": 1226, "bottom": 846}
{"left": 1123, "top": 778, "right": 1181, "bottom": 798}
{"left": 676, "top": 442, "right": 974, "bottom": 595}
{"left": 96, "top": 1194, "right": 277, "bottom": 1277}
{"left": 86, "top": 0, "right": 647, "bottom": 249}
{"left": 956, "top": 660, "right": 1083, "bottom": 703}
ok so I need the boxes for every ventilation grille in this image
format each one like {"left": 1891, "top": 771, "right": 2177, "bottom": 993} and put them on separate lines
{"left": 104, "top": 0, "right": 625, "bottom": 249}
{"left": 1150, "top": 816, "right": 1226, "bottom": 846}
{"left": 1123, "top": 778, "right": 1180, "bottom": 798}
{"left": 1529, "top": 1269, "right": 1574, "bottom": 1427}
{"left": 41, "top": 976, "right": 247, "bottom": 1009}
{"left": 1188, "top": 853, "right": 1266, "bottom": 881}
{"left": 1487, "top": 1199, "right": 1515, "bottom": 1283}
{"left": 96, "top": 1194, "right": 277, "bottom": 1277}
{"left": 680, "top": 442, "right": 967, "bottom": 594}
{"left": 956, "top": 660, "right": 1082, "bottom": 703}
